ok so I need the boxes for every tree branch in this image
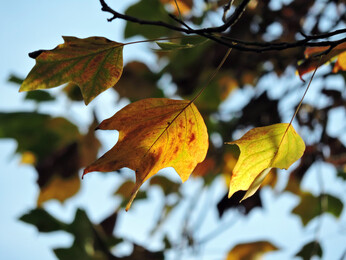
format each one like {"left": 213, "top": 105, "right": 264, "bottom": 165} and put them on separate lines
{"left": 99, "top": 0, "right": 346, "bottom": 53}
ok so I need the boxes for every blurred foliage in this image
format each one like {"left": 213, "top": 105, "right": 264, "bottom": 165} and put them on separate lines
{"left": 1, "top": 0, "right": 346, "bottom": 259}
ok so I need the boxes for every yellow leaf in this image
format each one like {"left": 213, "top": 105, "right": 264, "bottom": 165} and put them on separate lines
{"left": 83, "top": 98, "right": 208, "bottom": 210}
{"left": 226, "top": 123, "right": 305, "bottom": 200}
{"left": 161, "top": 0, "right": 193, "bottom": 15}
{"left": 20, "top": 151, "right": 37, "bottom": 165}
{"left": 333, "top": 51, "right": 346, "bottom": 73}
{"left": 226, "top": 241, "right": 278, "bottom": 260}
{"left": 37, "top": 175, "right": 80, "bottom": 206}
{"left": 20, "top": 36, "right": 124, "bottom": 105}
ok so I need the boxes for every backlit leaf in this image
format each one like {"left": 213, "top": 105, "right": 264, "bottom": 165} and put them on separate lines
{"left": 156, "top": 41, "right": 194, "bottom": 51}
{"left": 333, "top": 51, "right": 346, "bottom": 73}
{"left": 297, "top": 42, "right": 346, "bottom": 80}
{"left": 226, "top": 123, "right": 305, "bottom": 201}
{"left": 226, "top": 241, "right": 278, "bottom": 260}
{"left": 161, "top": 0, "right": 193, "bottom": 15}
{"left": 20, "top": 36, "right": 124, "bottom": 105}
{"left": 83, "top": 98, "right": 208, "bottom": 210}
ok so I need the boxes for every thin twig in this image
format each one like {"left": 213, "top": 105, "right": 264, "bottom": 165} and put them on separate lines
{"left": 99, "top": 0, "right": 346, "bottom": 52}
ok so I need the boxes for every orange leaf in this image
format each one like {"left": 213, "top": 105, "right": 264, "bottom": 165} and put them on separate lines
{"left": 226, "top": 241, "right": 278, "bottom": 260}
{"left": 332, "top": 51, "right": 346, "bottom": 73}
{"left": 161, "top": 0, "right": 193, "bottom": 15}
{"left": 83, "top": 98, "right": 208, "bottom": 210}
{"left": 297, "top": 42, "right": 346, "bottom": 80}
{"left": 20, "top": 36, "right": 124, "bottom": 105}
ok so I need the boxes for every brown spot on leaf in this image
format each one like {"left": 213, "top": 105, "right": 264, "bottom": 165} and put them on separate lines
{"left": 189, "top": 133, "right": 196, "bottom": 143}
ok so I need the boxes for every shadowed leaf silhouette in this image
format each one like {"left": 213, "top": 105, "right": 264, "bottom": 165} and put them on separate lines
{"left": 83, "top": 98, "right": 208, "bottom": 210}
{"left": 226, "top": 123, "right": 305, "bottom": 201}
{"left": 20, "top": 36, "right": 124, "bottom": 105}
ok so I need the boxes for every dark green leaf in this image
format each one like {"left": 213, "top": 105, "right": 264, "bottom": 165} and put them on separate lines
{"left": 295, "top": 241, "right": 323, "bottom": 260}
{"left": 19, "top": 208, "right": 67, "bottom": 232}
{"left": 124, "top": 0, "right": 172, "bottom": 39}
{"left": 292, "top": 193, "right": 344, "bottom": 226}
{"left": 25, "top": 90, "right": 55, "bottom": 103}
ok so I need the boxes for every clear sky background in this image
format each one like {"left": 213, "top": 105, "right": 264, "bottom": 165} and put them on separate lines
{"left": 1, "top": 1, "right": 345, "bottom": 260}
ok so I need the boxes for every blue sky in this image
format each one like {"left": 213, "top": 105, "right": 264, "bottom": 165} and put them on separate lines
{"left": 1, "top": 1, "right": 345, "bottom": 260}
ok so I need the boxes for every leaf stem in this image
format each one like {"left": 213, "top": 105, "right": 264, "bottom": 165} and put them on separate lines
{"left": 144, "top": 48, "right": 232, "bottom": 156}
{"left": 190, "top": 48, "right": 232, "bottom": 104}
{"left": 173, "top": 0, "right": 183, "bottom": 21}
{"left": 122, "top": 35, "right": 196, "bottom": 47}
{"left": 274, "top": 55, "right": 323, "bottom": 161}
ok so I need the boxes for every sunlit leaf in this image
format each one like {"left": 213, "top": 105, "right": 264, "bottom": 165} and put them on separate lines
{"left": 83, "top": 98, "right": 208, "bottom": 210}
{"left": 161, "top": 0, "right": 193, "bottom": 15}
{"left": 20, "top": 36, "right": 124, "bottom": 105}
{"left": 226, "top": 123, "right": 305, "bottom": 201}
{"left": 37, "top": 175, "right": 81, "bottom": 206}
{"left": 297, "top": 42, "right": 346, "bottom": 80}
{"left": 156, "top": 41, "right": 194, "bottom": 51}
{"left": 20, "top": 151, "right": 37, "bottom": 165}
{"left": 332, "top": 51, "right": 346, "bottom": 73}
{"left": 226, "top": 241, "right": 278, "bottom": 260}
{"left": 292, "top": 192, "right": 343, "bottom": 226}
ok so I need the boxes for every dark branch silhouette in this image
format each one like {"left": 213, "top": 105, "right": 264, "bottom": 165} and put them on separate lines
{"left": 99, "top": 0, "right": 346, "bottom": 53}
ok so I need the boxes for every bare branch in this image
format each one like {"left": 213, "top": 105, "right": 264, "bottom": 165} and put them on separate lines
{"left": 99, "top": 0, "right": 346, "bottom": 53}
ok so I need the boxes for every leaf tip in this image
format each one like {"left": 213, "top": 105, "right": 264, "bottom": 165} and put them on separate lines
{"left": 28, "top": 50, "right": 45, "bottom": 59}
{"left": 81, "top": 168, "right": 89, "bottom": 180}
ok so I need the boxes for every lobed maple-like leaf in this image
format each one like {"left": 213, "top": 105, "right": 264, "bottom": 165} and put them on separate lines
{"left": 226, "top": 123, "right": 305, "bottom": 201}
{"left": 83, "top": 98, "right": 208, "bottom": 210}
{"left": 20, "top": 36, "right": 124, "bottom": 105}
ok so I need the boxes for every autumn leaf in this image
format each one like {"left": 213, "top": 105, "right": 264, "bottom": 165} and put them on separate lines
{"left": 161, "top": 0, "right": 193, "bottom": 15}
{"left": 37, "top": 175, "right": 81, "bottom": 206}
{"left": 332, "top": 51, "right": 346, "bottom": 73}
{"left": 83, "top": 98, "right": 208, "bottom": 210}
{"left": 226, "top": 241, "right": 278, "bottom": 260}
{"left": 297, "top": 42, "right": 346, "bottom": 80}
{"left": 20, "top": 36, "right": 124, "bottom": 105}
{"left": 226, "top": 123, "right": 305, "bottom": 201}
